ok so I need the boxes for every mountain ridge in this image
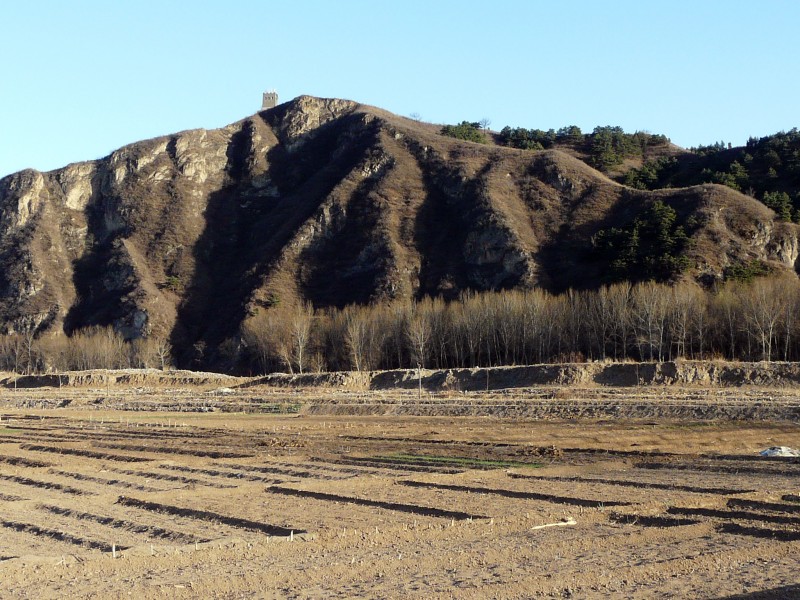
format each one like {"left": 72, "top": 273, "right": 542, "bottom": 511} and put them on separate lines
{"left": 1, "top": 95, "right": 798, "bottom": 368}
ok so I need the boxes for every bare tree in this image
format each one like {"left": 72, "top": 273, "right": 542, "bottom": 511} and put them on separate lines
{"left": 711, "top": 283, "right": 742, "bottom": 360}
{"left": 688, "top": 287, "right": 710, "bottom": 359}
{"left": 478, "top": 292, "right": 499, "bottom": 367}
{"left": 242, "top": 311, "right": 284, "bottom": 373}
{"left": 33, "top": 334, "right": 70, "bottom": 372}
{"left": 407, "top": 306, "right": 432, "bottom": 369}
{"left": 741, "top": 278, "right": 787, "bottom": 361}
{"left": 289, "top": 302, "right": 315, "bottom": 374}
{"left": 22, "top": 327, "right": 37, "bottom": 374}
{"left": 776, "top": 277, "right": 800, "bottom": 361}
{"left": 669, "top": 283, "right": 696, "bottom": 359}
{"left": 522, "top": 289, "right": 549, "bottom": 364}
{"left": 631, "top": 282, "right": 670, "bottom": 361}
{"left": 131, "top": 336, "right": 173, "bottom": 370}
{"left": 344, "top": 307, "right": 369, "bottom": 372}
{"left": 606, "top": 282, "right": 632, "bottom": 360}
{"left": 154, "top": 337, "right": 173, "bottom": 370}
{"left": 562, "top": 289, "right": 586, "bottom": 361}
{"left": 457, "top": 291, "right": 483, "bottom": 367}
{"left": 0, "top": 334, "right": 27, "bottom": 375}
{"left": 387, "top": 301, "right": 410, "bottom": 369}
{"left": 495, "top": 292, "right": 518, "bottom": 365}
{"left": 426, "top": 297, "right": 451, "bottom": 369}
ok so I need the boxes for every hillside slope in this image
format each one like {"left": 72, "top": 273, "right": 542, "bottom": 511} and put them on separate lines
{"left": 1, "top": 96, "right": 798, "bottom": 368}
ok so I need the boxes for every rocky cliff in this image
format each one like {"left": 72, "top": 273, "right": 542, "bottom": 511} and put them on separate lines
{"left": 1, "top": 96, "right": 798, "bottom": 368}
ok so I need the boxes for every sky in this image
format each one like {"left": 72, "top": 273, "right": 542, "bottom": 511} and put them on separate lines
{"left": 2, "top": 0, "right": 799, "bottom": 178}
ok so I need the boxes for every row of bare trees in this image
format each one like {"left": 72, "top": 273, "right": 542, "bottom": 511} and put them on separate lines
{"left": 2, "top": 276, "right": 799, "bottom": 375}
{"left": 0, "top": 326, "right": 172, "bottom": 374}
{"left": 241, "top": 276, "right": 800, "bottom": 374}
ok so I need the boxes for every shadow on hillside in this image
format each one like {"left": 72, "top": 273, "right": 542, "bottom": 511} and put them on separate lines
{"left": 170, "top": 113, "right": 378, "bottom": 369}
{"left": 63, "top": 170, "right": 131, "bottom": 334}
{"left": 297, "top": 174, "right": 386, "bottom": 308}
{"left": 410, "top": 149, "right": 493, "bottom": 299}
{"left": 536, "top": 184, "right": 704, "bottom": 292}
{"left": 534, "top": 180, "right": 628, "bottom": 292}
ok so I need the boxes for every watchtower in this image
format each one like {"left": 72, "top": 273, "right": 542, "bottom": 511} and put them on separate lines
{"left": 262, "top": 90, "right": 278, "bottom": 110}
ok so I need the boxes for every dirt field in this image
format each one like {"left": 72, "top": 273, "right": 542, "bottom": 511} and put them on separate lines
{"left": 0, "top": 382, "right": 799, "bottom": 598}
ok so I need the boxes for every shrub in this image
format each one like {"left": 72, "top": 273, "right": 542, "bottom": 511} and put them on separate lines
{"left": 440, "top": 122, "right": 487, "bottom": 144}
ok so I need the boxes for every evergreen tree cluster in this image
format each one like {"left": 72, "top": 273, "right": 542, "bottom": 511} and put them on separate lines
{"left": 723, "top": 259, "right": 772, "bottom": 283}
{"left": 624, "top": 129, "right": 800, "bottom": 221}
{"left": 497, "top": 125, "right": 669, "bottom": 170}
{"left": 440, "top": 121, "right": 487, "bottom": 143}
{"left": 593, "top": 200, "right": 692, "bottom": 282}
{"left": 497, "top": 125, "right": 584, "bottom": 150}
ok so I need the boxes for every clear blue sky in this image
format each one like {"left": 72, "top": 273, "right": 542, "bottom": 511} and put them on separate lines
{"left": 2, "top": 0, "right": 799, "bottom": 178}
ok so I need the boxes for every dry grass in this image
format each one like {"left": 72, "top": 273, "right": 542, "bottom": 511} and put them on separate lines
{"left": 3, "top": 96, "right": 798, "bottom": 372}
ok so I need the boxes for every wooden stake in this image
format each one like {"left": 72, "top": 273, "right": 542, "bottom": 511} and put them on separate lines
{"left": 530, "top": 518, "right": 577, "bottom": 531}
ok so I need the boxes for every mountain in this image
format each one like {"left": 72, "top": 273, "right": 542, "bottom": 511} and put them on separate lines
{"left": 1, "top": 96, "right": 798, "bottom": 368}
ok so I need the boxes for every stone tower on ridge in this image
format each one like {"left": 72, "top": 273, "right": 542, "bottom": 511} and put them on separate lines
{"left": 262, "top": 90, "right": 278, "bottom": 110}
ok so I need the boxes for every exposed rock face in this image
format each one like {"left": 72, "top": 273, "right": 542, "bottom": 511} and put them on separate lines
{"left": 0, "top": 95, "right": 798, "bottom": 368}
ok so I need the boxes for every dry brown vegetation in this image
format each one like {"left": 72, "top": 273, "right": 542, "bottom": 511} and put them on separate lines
{"left": 3, "top": 95, "right": 800, "bottom": 597}
{"left": 0, "top": 327, "right": 171, "bottom": 375}
{"left": 234, "top": 275, "right": 800, "bottom": 374}
{"left": 3, "top": 273, "right": 800, "bottom": 377}
{"left": 1, "top": 97, "right": 799, "bottom": 372}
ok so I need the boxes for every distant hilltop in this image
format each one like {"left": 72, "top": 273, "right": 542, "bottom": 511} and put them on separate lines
{"left": 0, "top": 95, "right": 798, "bottom": 370}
